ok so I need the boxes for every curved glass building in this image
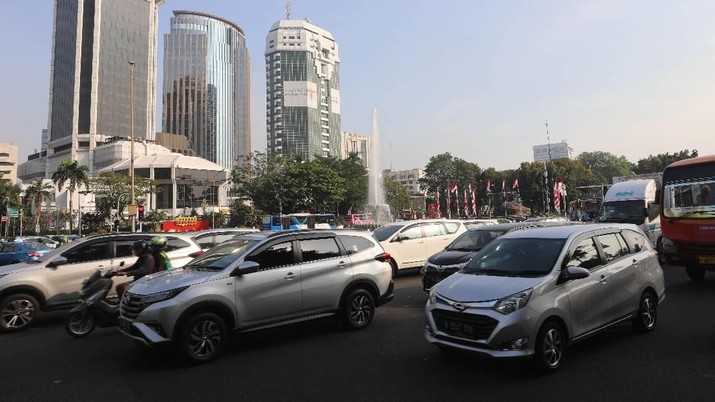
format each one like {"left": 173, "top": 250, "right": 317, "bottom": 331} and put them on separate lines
{"left": 162, "top": 10, "right": 251, "bottom": 170}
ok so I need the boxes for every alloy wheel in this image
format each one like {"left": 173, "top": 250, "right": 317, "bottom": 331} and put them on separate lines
{"left": 542, "top": 328, "right": 563, "bottom": 368}
{"left": 350, "top": 294, "right": 373, "bottom": 326}
{"left": 1, "top": 298, "right": 35, "bottom": 330}
{"left": 640, "top": 297, "right": 656, "bottom": 329}
{"left": 189, "top": 319, "right": 223, "bottom": 358}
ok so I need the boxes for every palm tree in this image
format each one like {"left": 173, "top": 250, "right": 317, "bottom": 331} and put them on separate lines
{"left": 51, "top": 160, "right": 90, "bottom": 233}
{"left": 24, "top": 178, "right": 53, "bottom": 233}
{"left": 0, "top": 177, "right": 22, "bottom": 237}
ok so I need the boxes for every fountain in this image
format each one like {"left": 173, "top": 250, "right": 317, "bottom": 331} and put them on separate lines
{"left": 365, "top": 109, "right": 393, "bottom": 225}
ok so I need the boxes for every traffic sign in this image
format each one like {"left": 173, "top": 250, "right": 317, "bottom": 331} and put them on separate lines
{"left": 7, "top": 207, "right": 19, "bottom": 218}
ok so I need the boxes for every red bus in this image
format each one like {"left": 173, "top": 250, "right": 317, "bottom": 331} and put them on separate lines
{"left": 660, "top": 154, "right": 715, "bottom": 281}
{"left": 346, "top": 213, "right": 374, "bottom": 226}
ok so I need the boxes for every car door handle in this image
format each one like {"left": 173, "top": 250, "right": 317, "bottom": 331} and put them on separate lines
{"left": 599, "top": 275, "right": 607, "bottom": 284}
{"left": 284, "top": 272, "right": 298, "bottom": 280}
{"left": 337, "top": 261, "right": 347, "bottom": 268}
{"left": 633, "top": 258, "right": 638, "bottom": 267}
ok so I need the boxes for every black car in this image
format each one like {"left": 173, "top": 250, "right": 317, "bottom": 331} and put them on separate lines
{"left": 420, "top": 221, "right": 575, "bottom": 290}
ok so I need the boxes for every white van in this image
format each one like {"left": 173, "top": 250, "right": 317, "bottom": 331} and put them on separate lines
{"left": 372, "top": 219, "right": 467, "bottom": 277}
{"left": 599, "top": 179, "right": 662, "bottom": 249}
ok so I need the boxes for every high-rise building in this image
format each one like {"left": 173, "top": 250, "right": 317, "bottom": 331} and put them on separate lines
{"left": 0, "top": 143, "right": 18, "bottom": 184}
{"left": 265, "top": 19, "right": 340, "bottom": 161}
{"left": 40, "top": 0, "right": 163, "bottom": 176}
{"left": 533, "top": 140, "right": 574, "bottom": 162}
{"left": 162, "top": 10, "right": 251, "bottom": 171}
{"left": 340, "top": 131, "right": 370, "bottom": 169}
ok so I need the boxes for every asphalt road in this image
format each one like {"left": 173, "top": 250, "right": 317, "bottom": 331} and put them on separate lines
{"left": 2, "top": 264, "right": 715, "bottom": 402}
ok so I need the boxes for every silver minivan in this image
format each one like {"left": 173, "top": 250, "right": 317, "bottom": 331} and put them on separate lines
{"left": 119, "top": 230, "right": 394, "bottom": 363}
{"left": 425, "top": 224, "right": 664, "bottom": 372}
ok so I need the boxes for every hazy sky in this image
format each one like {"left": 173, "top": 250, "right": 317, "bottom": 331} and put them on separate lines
{"left": 1, "top": 0, "right": 714, "bottom": 172}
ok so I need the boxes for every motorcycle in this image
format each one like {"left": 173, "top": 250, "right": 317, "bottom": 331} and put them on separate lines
{"left": 65, "top": 269, "right": 121, "bottom": 337}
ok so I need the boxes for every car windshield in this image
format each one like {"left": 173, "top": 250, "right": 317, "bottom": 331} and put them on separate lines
{"left": 184, "top": 239, "right": 259, "bottom": 271}
{"left": 462, "top": 238, "right": 566, "bottom": 276}
{"left": 26, "top": 242, "right": 52, "bottom": 251}
{"left": 373, "top": 225, "right": 403, "bottom": 242}
{"left": 446, "top": 229, "right": 502, "bottom": 251}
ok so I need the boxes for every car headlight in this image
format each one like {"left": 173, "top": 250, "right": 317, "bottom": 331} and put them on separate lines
{"left": 420, "top": 263, "right": 428, "bottom": 276}
{"left": 428, "top": 288, "right": 437, "bottom": 305}
{"left": 493, "top": 288, "right": 533, "bottom": 315}
{"left": 140, "top": 286, "right": 189, "bottom": 304}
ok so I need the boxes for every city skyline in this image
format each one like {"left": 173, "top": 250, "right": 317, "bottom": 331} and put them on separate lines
{"left": 1, "top": 0, "right": 714, "bottom": 173}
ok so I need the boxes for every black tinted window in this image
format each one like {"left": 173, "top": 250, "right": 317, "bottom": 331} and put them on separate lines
{"left": 166, "top": 237, "right": 191, "bottom": 251}
{"left": 621, "top": 229, "right": 647, "bottom": 253}
{"left": 246, "top": 241, "right": 294, "bottom": 269}
{"left": 597, "top": 233, "right": 629, "bottom": 262}
{"left": 339, "top": 235, "right": 375, "bottom": 254}
{"left": 565, "top": 238, "right": 601, "bottom": 270}
{"left": 63, "top": 241, "right": 111, "bottom": 263}
{"left": 114, "top": 239, "right": 137, "bottom": 258}
{"left": 300, "top": 238, "right": 341, "bottom": 262}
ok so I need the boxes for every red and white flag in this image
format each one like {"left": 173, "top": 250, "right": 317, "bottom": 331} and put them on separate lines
{"left": 553, "top": 180, "right": 561, "bottom": 212}
{"left": 471, "top": 189, "right": 477, "bottom": 216}
{"left": 449, "top": 182, "right": 458, "bottom": 193}
{"left": 513, "top": 178, "right": 519, "bottom": 189}
{"left": 447, "top": 186, "right": 452, "bottom": 219}
{"left": 486, "top": 180, "right": 491, "bottom": 192}
{"left": 502, "top": 180, "right": 506, "bottom": 191}
{"left": 463, "top": 188, "right": 468, "bottom": 216}
{"left": 436, "top": 187, "right": 441, "bottom": 217}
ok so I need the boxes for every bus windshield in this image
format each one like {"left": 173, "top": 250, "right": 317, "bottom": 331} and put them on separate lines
{"left": 662, "top": 180, "right": 715, "bottom": 218}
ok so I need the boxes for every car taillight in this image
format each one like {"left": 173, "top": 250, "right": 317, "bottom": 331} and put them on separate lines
{"left": 189, "top": 251, "right": 205, "bottom": 258}
{"left": 374, "top": 252, "right": 391, "bottom": 262}
{"left": 27, "top": 252, "right": 41, "bottom": 258}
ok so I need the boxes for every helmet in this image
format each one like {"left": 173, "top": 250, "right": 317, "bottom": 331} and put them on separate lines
{"left": 149, "top": 236, "right": 168, "bottom": 251}
{"left": 132, "top": 240, "right": 147, "bottom": 253}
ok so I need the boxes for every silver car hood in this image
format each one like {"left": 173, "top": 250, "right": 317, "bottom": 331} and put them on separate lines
{"left": 436, "top": 272, "right": 544, "bottom": 302}
{"left": 129, "top": 269, "right": 218, "bottom": 295}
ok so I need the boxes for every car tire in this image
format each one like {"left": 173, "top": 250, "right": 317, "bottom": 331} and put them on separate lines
{"left": 0, "top": 293, "right": 40, "bottom": 333}
{"left": 340, "top": 288, "right": 375, "bottom": 330}
{"left": 686, "top": 265, "right": 705, "bottom": 281}
{"left": 656, "top": 237, "right": 665, "bottom": 264}
{"left": 178, "top": 312, "right": 228, "bottom": 363}
{"left": 65, "top": 311, "right": 96, "bottom": 338}
{"left": 632, "top": 292, "right": 657, "bottom": 333}
{"left": 533, "top": 320, "right": 566, "bottom": 373}
{"left": 389, "top": 259, "right": 398, "bottom": 279}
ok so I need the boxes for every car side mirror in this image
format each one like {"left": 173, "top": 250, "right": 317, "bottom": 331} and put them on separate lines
{"left": 46, "top": 256, "right": 68, "bottom": 268}
{"left": 230, "top": 260, "right": 260, "bottom": 277}
{"left": 565, "top": 266, "right": 590, "bottom": 280}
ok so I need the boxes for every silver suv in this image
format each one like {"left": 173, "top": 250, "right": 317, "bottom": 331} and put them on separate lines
{"left": 0, "top": 233, "right": 201, "bottom": 333}
{"left": 118, "top": 230, "right": 395, "bottom": 363}
{"left": 425, "top": 224, "right": 665, "bottom": 372}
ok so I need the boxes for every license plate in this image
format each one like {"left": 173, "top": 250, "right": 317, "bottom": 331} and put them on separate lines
{"left": 443, "top": 319, "right": 475, "bottom": 338}
{"left": 118, "top": 317, "right": 132, "bottom": 333}
{"left": 699, "top": 256, "right": 715, "bottom": 264}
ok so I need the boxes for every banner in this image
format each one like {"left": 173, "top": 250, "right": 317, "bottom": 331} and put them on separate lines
{"left": 161, "top": 217, "right": 211, "bottom": 232}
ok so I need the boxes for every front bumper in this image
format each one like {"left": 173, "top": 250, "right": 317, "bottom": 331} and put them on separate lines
{"left": 424, "top": 301, "right": 538, "bottom": 359}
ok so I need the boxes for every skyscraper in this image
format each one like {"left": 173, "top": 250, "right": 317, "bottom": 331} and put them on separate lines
{"left": 162, "top": 10, "right": 251, "bottom": 171}
{"left": 265, "top": 19, "right": 341, "bottom": 161}
{"left": 45, "top": 0, "right": 163, "bottom": 174}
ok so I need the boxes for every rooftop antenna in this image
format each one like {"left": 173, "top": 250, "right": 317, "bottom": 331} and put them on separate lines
{"left": 285, "top": 0, "right": 291, "bottom": 19}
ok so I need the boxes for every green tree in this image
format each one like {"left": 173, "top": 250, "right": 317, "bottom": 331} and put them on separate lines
{"left": 90, "top": 172, "right": 156, "bottom": 225}
{"left": 419, "top": 153, "right": 481, "bottom": 216}
{"left": 632, "top": 149, "right": 698, "bottom": 174}
{"left": 23, "top": 178, "right": 53, "bottom": 232}
{"left": 229, "top": 199, "right": 263, "bottom": 228}
{"left": 314, "top": 154, "right": 368, "bottom": 215}
{"left": 577, "top": 151, "right": 632, "bottom": 184}
{"left": 384, "top": 177, "right": 412, "bottom": 217}
{"left": 51, "top": 160, "right": 90, "bottom": 233}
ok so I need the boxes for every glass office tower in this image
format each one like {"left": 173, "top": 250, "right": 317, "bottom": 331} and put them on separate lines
{"left": 265, "top": 19, "right": 341, "bottom": 161}
{"left": 162, "top": 11, "right": 251, "bottom": 171}
{"left": 47, "top": 0, "right": 162, "bottom": 168}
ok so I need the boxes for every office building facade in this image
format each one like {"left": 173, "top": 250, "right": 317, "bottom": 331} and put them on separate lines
{"left": 265, "top": 19, "right": 340, "bottom": 161}
{"left": 162, "top": 10, "right": 251, "bottom": 171}
{"left": 533, "top": 140, "right": 574, "bottom": 162}
{"left": 43, "top": 0, "right": 163, "bottom": 175}
{"left": 340, "top": 131, "right": 370, "bottom": 169}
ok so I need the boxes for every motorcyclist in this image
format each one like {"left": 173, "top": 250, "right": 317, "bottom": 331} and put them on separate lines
{"left": 115, "top": 241, "right": 155, "bottom": 299}
{"left": 148, "top": 235, "right": 172, "bottom": 271}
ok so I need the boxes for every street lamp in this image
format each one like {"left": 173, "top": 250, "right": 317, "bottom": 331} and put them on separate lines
{"left": 129, "top": 60, "right": 136, "bottom": 232}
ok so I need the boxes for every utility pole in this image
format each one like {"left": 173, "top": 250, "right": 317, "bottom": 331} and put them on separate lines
{"left": 129, "top": 61, "right": 136, "bottom": 232}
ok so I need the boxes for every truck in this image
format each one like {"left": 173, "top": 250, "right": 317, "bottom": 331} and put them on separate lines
{"left": 598, "top": 179, "right": 662, "bottom": 249}
{"left": 660, "top": 155, "right": 715, "bottom": 281}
